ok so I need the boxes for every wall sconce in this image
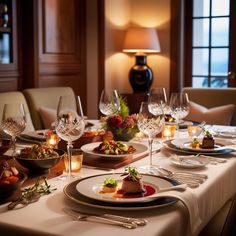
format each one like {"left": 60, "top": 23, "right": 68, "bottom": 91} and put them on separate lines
{"left": 123, "top": 27, "right": 161, "bottom": 93}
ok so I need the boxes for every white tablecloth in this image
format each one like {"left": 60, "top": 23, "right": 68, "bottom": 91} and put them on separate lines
{"left": 0, "top": 126, "right": 236, "bottom": 236}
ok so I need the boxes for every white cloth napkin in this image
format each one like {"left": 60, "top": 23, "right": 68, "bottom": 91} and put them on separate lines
{"left": 156, "top": 189, "right": 201, "bottom": 235}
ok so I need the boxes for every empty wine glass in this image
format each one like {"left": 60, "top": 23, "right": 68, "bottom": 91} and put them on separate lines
{"left": 99, "top": 89, "right": 120, "bottom": 116}
{"left": 169, "top": 92, "right": 190, "bottom": 124}
{"left": 1, "top": 103, "right": 26, "bottom": 156}
{"left": 148, "top": 88, "right": 168, "bottom": 116}
{"left": 55, "top": 95, "right": 85, "bottom": 180}
{"left": 137, "top": 102, "right": 164, "bottom": 174}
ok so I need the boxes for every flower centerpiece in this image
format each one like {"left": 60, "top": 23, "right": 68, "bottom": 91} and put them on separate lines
{"left": 104, "top": 97, "right": 139, "bottom": 141}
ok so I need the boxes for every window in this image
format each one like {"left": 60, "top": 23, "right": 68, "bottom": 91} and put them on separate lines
{"left": 191, "top": 0, "right": 230, "bottom": 88}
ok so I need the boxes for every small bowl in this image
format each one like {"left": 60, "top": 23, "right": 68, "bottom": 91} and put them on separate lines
{"left": 15, "top": 149, "right": 65, "bottom": 172}
{"left": 0, "top": 172, "right": 27, "bottom": 201}
{"left": 0, "top": 138, "right": 12, "bottom": 155}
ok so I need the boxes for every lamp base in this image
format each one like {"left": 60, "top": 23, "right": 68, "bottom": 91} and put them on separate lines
{"left": 129, "top": 55, "right": 153, "bottom": 93}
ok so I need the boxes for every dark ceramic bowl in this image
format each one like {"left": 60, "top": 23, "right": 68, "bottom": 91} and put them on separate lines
{"left": 0, "top": 172, "right": 27, "bottom": 200}
{"left": 15, "top": 149, "right": 65, "bottom": 172}
{"left": 0, "top": 138, "right": 12, "bottom": 155}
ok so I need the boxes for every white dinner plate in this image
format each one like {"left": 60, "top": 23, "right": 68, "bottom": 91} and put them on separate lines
{"left": 63, "top": 177, "right": 178, "bottom": 211}
{"left": 80, "top": 142, "right": 148, "bottom": 160}
{"left": 169, "top": 155, "right": 209, "bottom": 169}
{"left": 171, "top": 138, "right": 233, "bottom": 153}
{"left": 76, "top": 173, "right": 175, "bottom": 204}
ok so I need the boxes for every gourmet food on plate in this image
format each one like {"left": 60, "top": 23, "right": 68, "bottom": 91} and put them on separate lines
{"left": 101, "top": 178, "right": 118, "bottom": 193}
{"left": 0, "top": 160, "right": 20, "bottom": 185}
{"left": 189, "top": 130, "right": 215, "bottom": 149}
{"left": 120, "top": 167, "right": 144, "bottom": 194}
{"left": 201, "top": 130, "right": 215, "bottom": 149}
{"left": 17, "top": 144, "right": 59, "bottom": 159}
{"left": 93, "top": 140, "right": 136, "bottom": 155}
{"left": 98, "top": 167, "right": 155, "bottom": 199}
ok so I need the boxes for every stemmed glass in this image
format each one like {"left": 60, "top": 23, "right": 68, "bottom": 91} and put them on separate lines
{"left": 99, "top": 89, "right": 120, "bottom": 116}
{"left": 148, "top": 88, "right": 168, "bottom": 117}
{"left": 55, "top": 96, "right": 85, "bottom": 180}
{"left": 169, "top": 92, "right": 190, "bottom": 129}
{"left": 137, "top": 102, "right": 164, "bottom": 174}
{"left": 1, "top": 103, "right": 26, "bottom": 156}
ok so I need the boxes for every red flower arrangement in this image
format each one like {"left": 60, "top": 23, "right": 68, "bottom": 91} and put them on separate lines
{"left": 105, "top": 114, "right": 139, "bottom": 141}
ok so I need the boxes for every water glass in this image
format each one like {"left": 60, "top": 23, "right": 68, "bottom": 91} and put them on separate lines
{"left": 137, "top": 102, "right": 164, "bottom": 174}
{"left": 1, "top": 103, "right": 26, "bottom": 155}
{"left": 99, "top": 89, "right": 120, "bottom": 116}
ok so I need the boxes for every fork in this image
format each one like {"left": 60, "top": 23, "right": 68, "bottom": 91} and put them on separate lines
{"left": 8, "top": 192, "right": 41, "bottom": 210}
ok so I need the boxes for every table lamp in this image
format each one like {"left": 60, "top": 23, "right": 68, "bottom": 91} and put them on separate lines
{"left": 123, "top": 27, "right": 161, "bottom": 93}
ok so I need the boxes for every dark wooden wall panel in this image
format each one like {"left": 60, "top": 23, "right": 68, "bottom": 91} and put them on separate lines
{"left": 44, "top": 0, "right": 75, "bottom": 54}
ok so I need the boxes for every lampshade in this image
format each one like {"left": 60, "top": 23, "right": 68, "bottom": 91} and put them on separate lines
{"left": 123, "top": 27, "right": 161, "bottom": 53}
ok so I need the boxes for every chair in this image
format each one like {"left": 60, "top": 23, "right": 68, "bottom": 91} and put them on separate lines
{"left": 23, "top": 87, "right": 76, "bottom": 130}
{"left": 182, "top": 87, "right": 236, "bottom": 126}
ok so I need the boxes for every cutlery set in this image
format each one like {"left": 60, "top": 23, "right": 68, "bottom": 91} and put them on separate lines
{"left": 63, "top": 208, "right": 147, "bottom": 229}
{"left": 156, "top": 166, "right": 208, "bottom": 188}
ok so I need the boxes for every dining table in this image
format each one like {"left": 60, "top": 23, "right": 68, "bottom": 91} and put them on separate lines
{"left": 0, "top": 122, "right": 236, "bottom": 236}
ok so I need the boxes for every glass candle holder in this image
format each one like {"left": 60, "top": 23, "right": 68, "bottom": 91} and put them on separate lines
{"left": 162, "top": 124, "right": 176, "bottom": 138}
{"left": 64, "top": 149, "right": 83, "bottom": 173}
{"left": 187, "top": 125, "right": 202, "bottom": 137}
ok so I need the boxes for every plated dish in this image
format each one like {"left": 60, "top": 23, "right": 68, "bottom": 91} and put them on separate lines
{"left": 81, "top": 142, "right": 148, "bottom": 160}
{"left": 64, "top": 174, "right": 178, "bottom": 211}
{"left": 169, "top": 155, "right": 209, "bottom": 169}
{"left": 163, "top": 139, "right": 234, "bottom": 155}
{"left": 171, "top": 138, "right": 234, "bottom": 153}
{"left": 76, "top": 173, "right": 176, "bottom": 204}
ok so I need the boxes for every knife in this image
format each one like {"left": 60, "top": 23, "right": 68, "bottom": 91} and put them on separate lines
{"left": 63, "top": 208, "right": 138, "bottom": 229}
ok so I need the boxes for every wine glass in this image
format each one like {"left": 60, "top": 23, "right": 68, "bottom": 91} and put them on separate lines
{"left": 137, "top": 102, "right": 164, "bottom": 174}
{"left": 148, "top": 88, "right": 168, "bottom": 116}
{"left": 99, "top": 89, "right": 120, "bottom": 116}
{"left": 169, "top": 92, "right": 190, "bottom": 125}
{"left": 55, "top": 95, "right": 85, "bottom": 180}
{"left": 1, "top": 103, "right": 26, "bottom": 156}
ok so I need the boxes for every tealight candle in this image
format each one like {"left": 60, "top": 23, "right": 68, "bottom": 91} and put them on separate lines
{"left": 64, "top": 149, "right": 83, "bottom": 173}
{"left": 46, "top": 132, "right": 60, "bottom": 148}
{"left": 162, "top": 125, "right": 176, "bottom": 138}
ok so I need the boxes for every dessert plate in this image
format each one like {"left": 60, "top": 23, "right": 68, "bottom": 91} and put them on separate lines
{"left": 169, "top": 155, "right": 209, "bottom": 169}
{"left": 75, "top": 173, "right": 176, "bottom": 204}
{"left": 81, "top": 142, "right": 148, "bottom": 160}
{"left": 171, "top": 138, "right": 234, "bottom": 153}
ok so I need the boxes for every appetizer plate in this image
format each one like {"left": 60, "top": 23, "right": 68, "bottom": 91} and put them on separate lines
{"left": 64, "top": 174, "right": 178, "bottom": 211}
{"left": 81, "top": 142, "right": 148, "bottom": 159}
{"left": 75, "top": 173, "right": 176, "bottom": 204}
{"left": 171, "top": 138, "right": 234, "bottom": 153}
{"left": 169, "top": 155, "right": 210, "bottom": 169}
{"left": 163, "top": 139, "right": 234, "bottom": 155}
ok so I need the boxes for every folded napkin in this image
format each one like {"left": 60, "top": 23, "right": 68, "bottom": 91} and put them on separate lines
{"left": 156, "top": 189, "right": 201, "bottom": 235}
{"left": 17, "top": 135, "right": 44, "bottom": 144}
